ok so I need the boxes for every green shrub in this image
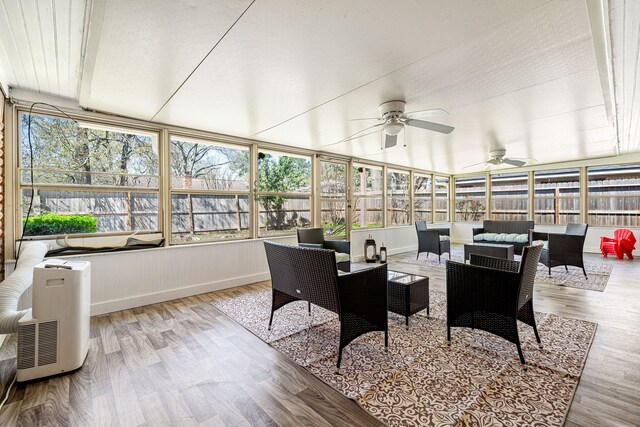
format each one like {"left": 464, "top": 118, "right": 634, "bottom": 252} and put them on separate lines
{"left": 23, "top": 213, "right": 98, "bottom": 236}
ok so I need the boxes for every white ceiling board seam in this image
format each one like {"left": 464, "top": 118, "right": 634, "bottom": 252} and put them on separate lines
{"left": 627, "top": 3, "right": 640, "bottom": 151}
{"left": 150, "top": 0, "right": 256, "bottom": 122}
{"left": 452, "top": 68, "right": 604, "bottom": 113}
{"left": 79, "top": 0, "right": 107, "bottom": 108}
{"left": 34, "top": 0, "right": 52, "bottom": 94}
{"left": 586, "top": 0, "right": 618, "bottom": 154}
{"left": 16, "top": 1, "right": 42, "bottom": 92}
{"left": 51, "top": 0, "right": 61, "bottom": 96}
{"left": 250, "top": 0, "right": 570, "bottom": 138}
{"left": 0, "top": 1, "right": 28, "bottom": 88}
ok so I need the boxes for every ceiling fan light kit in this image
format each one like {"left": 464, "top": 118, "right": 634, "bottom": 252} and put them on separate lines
{"left": 463, "top": 148, "right": 531, "bottom": 170}
{"left": 333, "top": 99, "right": 455, "bottom": 149}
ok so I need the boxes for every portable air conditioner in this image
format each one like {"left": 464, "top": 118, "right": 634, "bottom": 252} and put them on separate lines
{"left": 17, "top": 259, "right": 91, "bottom": 382}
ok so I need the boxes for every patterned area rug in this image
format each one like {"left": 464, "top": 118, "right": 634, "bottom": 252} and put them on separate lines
{"left": 398, "top": 248, "right": 613, "bottom": 292}
{"left": 212, "top": 289, "right": 597, "bottom": 426}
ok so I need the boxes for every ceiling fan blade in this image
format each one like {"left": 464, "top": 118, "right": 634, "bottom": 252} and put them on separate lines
{"left": 404, "top": 119, "right": 454, "bottom": 134}
{"left": 348, "top": 117, "right": 383, "bottom": 122}
{"left": 322, "top": 123, "right": 383, "bottom": 147}
{"left": 404, "top": 108, "right": 449, "bottom": 118}
{"left": 462, "top": 161, "right": 489, "bottom": 169}
{"left": 384, "top": 134, "right": 398, "bottom": 148}
{"left": 503, "top": 158, "right": 526, "bottom": 167}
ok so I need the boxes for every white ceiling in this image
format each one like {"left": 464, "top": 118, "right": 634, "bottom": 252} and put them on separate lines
{"left": 1, "top": 0, "right": 639, "bottom": 174}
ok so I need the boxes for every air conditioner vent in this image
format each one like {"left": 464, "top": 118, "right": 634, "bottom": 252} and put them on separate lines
{"left": 37, "top": 321, "right": 59, "bottom": 366}
{"left": 17, "top": 323, "right": 36, "bottom": 370}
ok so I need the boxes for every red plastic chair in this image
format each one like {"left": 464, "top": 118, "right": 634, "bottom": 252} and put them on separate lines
{"left": 600, "top": 229, "right": 636, "bottom": 260}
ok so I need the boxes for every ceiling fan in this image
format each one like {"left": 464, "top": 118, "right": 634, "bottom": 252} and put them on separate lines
{"left": 464, "top": 149, "right": 531, "bottom": 169}
{"left": 327, "top": 100, "right": 454, "bottom": 148}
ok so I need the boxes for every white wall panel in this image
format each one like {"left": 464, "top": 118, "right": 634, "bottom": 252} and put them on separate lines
{"left": 11, "top": 236, "right": 297, "bottom": 315}
{"left": 350, "top": 226, "right": 416, "bottom": 261}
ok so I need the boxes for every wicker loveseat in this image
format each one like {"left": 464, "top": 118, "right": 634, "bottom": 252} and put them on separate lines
{"left": 263, "top": 241, "right": 388, "bottom": 369}
{"left": 472, "top": 220, "right": 534, "bottom": 255}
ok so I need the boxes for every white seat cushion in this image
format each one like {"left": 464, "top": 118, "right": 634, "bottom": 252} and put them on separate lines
{"left": 335, "top": 252, "right": 350, "bottom": 263}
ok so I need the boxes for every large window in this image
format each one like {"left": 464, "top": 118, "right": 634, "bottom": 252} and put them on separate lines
{"left": 454, "top": 175, "right": 486, "bottom": 221}
{"left": 490, "top": 173, "right": 528, "bottom": 221}
{"left": 170, "top": 136, "right": 250, "bottom": 243}
{"left": 534, "top": 169, "right": 580, "bottom": 225}
{"left": 588, "top": 164, "right": 640, "bottom": 227}
{"left": 320, "top": 161, "right": 348, "bottom": 237}
{"left": 352, "top": 164, "right": 383, "bottom": 228}
{"left": 20, "top": 112, "right": 159, "bottom": 237}
{"left": 257, "top": 150, "right": 312, "bottom": 237}
{"left": 387, "top": 169, "right": 411, "bottom": 225}
{"left": 434, "top": 176, "right": 449, "bottom": 222}
{"left": 413, "top": 173, "right": 432, "bottom": 223}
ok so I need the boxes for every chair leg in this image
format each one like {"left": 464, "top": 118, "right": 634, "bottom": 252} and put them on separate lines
{"left": 515, "top": 340, "right": 526, "bottom": 366}
{"left": 308, "top": 301, "right": 311, "bottom": 315}
{"left": 527, "top": 301, "right": 543, "bottom": 348}
{"left": 565, "top": 265, "right": 568, "bottom": 271}
{"left": 268, "top": 310, "right": 275, "bottom": 331}
{"left": 582, "top": 267, "right": 588, "bottom": 279}
{"left": 416, "top": 251, "right": 420, "bottom": 260}
{"left": 336, "top": 346, "right": 343, "bottom": 369}
{"left": 384, "top": 330, "right": 388, "bottom": 348}
{"left": 548, "top": 266, "right": 551, "bottom": 275}
{"left": 438, "top": 254, "right": 441, "bottom": 263}
{"left": 447, "top": 326, "right": 451, "bottom": 343}
{"left": 513, "top": 324, "right": 525, "bottom": 365}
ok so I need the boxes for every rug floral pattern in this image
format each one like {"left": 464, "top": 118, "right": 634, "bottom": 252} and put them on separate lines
{"left": 398, "top": 248, "right": 612, "bottom": 292}
{"left": 212, "top": 289, "right": 596, "bottom": 427}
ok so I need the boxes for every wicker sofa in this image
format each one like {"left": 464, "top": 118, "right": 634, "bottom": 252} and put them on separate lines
{"left": 472, "top": 220, "right": 534, "bottom": 255}
{"left": 263, "top": 241, "right": 388, "bottom": 369}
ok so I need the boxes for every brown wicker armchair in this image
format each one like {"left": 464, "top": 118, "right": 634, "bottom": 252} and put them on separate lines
{"left": 415, "top": 220, "right": 450, "bottom": 262}
{"left": 446, "top": 244, "right": 544, "bottom": 365}
{"left": 529, "top": 223, "right": 588, "bottom": 278}
{"left": 263, "top": 241, "right": 388, "bottom": 369}
{"left": 297, "top": 227, "right": 351, "bottom": 272}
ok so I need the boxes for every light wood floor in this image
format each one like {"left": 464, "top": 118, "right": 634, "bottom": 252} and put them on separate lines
{"left": 0, "top": 246, "right": 639, "bottom": 426}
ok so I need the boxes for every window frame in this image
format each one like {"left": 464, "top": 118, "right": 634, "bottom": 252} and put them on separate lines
{"left": 533, "top": 168, "right": 581, "bottom": 225}
{"left": 587, "top": 163, "right": 640, "bottom": 227}
{"left": 413, "top": 172, "right": 433, "bottom": 224}
{"left": 169, "top": 134, "right": 252, "bottom": 244}
{"left": 352, "top": 163, "right": 384, "bottom": 229}
{"left": 454, "top": 175, "right": 487, "bottom": 222}
{"left": 256, "top": 148, "right": 313, "bottom": 238}
{"left": 16, "top": 109, "right": 162, "bottom": 241}
{"left": 490, "top": 172, "right": 529, "bottom": 221}
{"left": 386, "top": 168, "right": 411, "bottom": 227}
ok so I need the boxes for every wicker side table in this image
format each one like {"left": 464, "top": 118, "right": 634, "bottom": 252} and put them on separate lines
{"left": 387, "top": 271, "right": 429, "bottom": 328}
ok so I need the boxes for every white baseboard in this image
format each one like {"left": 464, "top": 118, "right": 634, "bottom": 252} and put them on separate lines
{"left": 90, "top": 272, "right": 271, "bottom": 316}
{"left": 352, "top": 245, "right": 417, "bottom": 262}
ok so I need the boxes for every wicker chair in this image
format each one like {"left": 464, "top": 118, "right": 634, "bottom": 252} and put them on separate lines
{"left": 415, "top": 220, "right": 450, "bottom": 262}
{"left": 297, "top": 227, "right": 351, "bottom": 272}
{"left": 529, "top": 223, "right": 589, "bottom": 278}
{"left": 263, "top": 241, "right": 388, "bottom": 369}
{"left": 446, "top": 244, "right": 544, "bottom": 365}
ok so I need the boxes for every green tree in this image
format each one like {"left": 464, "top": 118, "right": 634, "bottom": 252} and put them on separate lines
{"left": 21, "top": 113, "right": 159, "bottom": 234}
{"left": 23, "top": 114, "right": 158, "bottom": 187}
{"left": 320, "top": 162, "right": 347, "bottom": 235}
{"left": 457, "top": 196, "right": 485, "bottom": 221}
{"left": 170, "top": 140, "right": 249, "bottom": 190}
{"left": 259, "top": 153, "right": 310, "bottom": 230}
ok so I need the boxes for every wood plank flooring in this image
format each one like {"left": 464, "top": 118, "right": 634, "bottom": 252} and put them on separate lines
{"left": 0, "top": 245, "right": 639, "bottom": 426}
